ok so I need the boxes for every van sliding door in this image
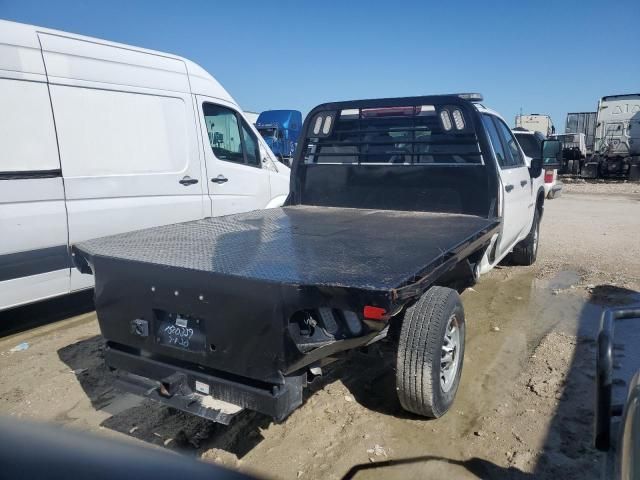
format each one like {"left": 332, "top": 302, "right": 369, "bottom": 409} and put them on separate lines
{"left": 37, "top": 32, "right": 206, "bottom": 292}
{"left": 0, "top": 69, "right": 70, "bottom": 310}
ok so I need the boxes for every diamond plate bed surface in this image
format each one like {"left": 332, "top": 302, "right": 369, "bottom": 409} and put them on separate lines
{"left": 76, "top": 206, "right": 498, "bottom": 291}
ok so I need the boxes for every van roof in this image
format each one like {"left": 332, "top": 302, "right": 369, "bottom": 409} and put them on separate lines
{"left": 0, "top": 19, "right": 235, "bottom": 104}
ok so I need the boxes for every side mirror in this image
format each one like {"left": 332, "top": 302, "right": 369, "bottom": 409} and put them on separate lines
{"left": 529, "top": 158, "right": 543, "bottom": 178}
{"left": 541, "top": 139, "right": 562, "bottom": 169}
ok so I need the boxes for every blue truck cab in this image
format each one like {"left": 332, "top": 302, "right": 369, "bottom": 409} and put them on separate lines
{"left": 256, "top": 110, "right": 302, "bottom": 166}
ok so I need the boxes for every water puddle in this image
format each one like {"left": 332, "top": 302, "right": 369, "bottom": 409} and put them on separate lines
{"left": 383, "top": 267, "right": 640, "bottom": 455}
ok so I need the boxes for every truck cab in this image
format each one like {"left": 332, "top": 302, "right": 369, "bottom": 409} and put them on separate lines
{"left": 587, "top": 94, "right": 640, "bottom": 179}
{"left": 256, "top": 110, "right": 303, "bottom": 167}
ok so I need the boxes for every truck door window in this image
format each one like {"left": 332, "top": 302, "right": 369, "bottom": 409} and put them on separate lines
{"left": 203, "top": 103, "right": 244, "bottom": 164}
{"left": 240, "top": 120, "right": 261, "bottom": 167}
{"left": 481, "top": 114, "right": 508, "bottom": 168}
{"left": 493, "top": 118, "right": 525, "bottom": 167}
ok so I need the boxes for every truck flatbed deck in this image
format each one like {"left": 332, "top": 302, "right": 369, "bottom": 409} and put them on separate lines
{"left": 76, "top": 205, "right": 499, "bottom": 295}
{"left": 74, "top": 205, "right": 498, "bottom": 423}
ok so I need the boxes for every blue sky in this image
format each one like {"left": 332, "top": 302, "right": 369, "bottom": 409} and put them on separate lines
{"left": 2, "top": 0, "right": 639, "bottom": 132}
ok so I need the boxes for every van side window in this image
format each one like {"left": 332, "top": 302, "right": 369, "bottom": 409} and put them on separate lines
{"left": 240, "top": 121, "right": 260, "bottom": 167}
{"left": 493, "top": 118, "right": 525, "bottom": 167}
{"left": 481, "top": 114, "right": 507, "bottom": 168}
{"left": 53, "top": 86, "right": 190, "bottom": 176}
{"left": 203, "top": 104, "right": 244, "bottom": 164}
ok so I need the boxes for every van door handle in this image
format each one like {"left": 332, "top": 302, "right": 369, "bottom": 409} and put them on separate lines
{"left": 211, "top": 175, "right": 228, "bottom": 184}
{"left": 179, "top": 176, "right": 198, "bottom": 186}
{"left": 520, "top": 180, "right": 528, "bottom": 187}
{"left": 505, "top": 184, "right": 514, "bottom": 192}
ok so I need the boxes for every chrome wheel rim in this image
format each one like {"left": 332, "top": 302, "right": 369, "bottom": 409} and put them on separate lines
{"left": 441, "top": 314, "right": 461, "bottom": 393}
{"left": 532, "top": 221, "right": 539, "bottom": 256}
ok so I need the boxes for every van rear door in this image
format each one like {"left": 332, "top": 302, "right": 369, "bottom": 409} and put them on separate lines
{"left": 37, "top": 33, "right": 206, "bottom": 291}
{"left": 0, "top": 31, "right": 70, "bottom": 310}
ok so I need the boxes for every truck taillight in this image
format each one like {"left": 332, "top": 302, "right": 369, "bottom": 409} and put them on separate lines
{"left": 544, "top": 170, "right": 554, "bottom": 183}
{"left": 363, "top": 306, "right": 387, "bottom": 320}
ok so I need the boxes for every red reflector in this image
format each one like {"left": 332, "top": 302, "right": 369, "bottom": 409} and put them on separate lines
{"left": 544, "top": 170, "right": 554, "bottom": 183}
{"left": 364, "top": 305, "right": 387, "bottom": 320}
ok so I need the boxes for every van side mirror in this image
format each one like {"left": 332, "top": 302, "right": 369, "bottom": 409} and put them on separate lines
{"left": 541, "top": 139, "right": 562, "bottom": 169}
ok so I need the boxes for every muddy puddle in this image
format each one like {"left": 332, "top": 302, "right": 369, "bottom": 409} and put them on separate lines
{"left": 454, "top": 268, "right": 639, "bottom": 431}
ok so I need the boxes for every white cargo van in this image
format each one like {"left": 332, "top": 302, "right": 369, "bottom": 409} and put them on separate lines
{"left": 0, "top": 20, "right": 291, "bottom": 311}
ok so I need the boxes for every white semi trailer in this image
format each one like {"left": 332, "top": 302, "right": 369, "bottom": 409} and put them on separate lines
{"left": 515, "top": 114, "right": 555, "bottom": 137}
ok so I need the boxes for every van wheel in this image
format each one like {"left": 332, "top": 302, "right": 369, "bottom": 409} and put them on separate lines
{"left": 396, "top": 286, "right": 465, "bottom": 418}
{"left": 509, "top": 208, "right": 540, "bottom": 266}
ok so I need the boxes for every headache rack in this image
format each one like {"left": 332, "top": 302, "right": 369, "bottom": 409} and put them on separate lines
{"left": 302, "top": 99, "right": 484, "bottom": 165}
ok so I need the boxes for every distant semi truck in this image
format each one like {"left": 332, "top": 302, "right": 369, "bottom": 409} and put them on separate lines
{"left": 550, "top": 132, "right": 587, "bottom": 175}
{"left": 515, "top": 114, "right": 555, "bottom": 137}
{"left": 256, "top": 110, "right": 303, "bottom": 166}
{"left": 554, "top": 112, "right": 596, "bottom": 175}
{"left": 583, "top": 94, "right": 640, "bottom": 179}
{"left": 565, "top": 111, "right": 597, "bottom": 153}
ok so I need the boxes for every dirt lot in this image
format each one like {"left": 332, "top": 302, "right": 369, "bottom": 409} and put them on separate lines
{"left": 1, "top": 180, "right": 639, "bottom": 479}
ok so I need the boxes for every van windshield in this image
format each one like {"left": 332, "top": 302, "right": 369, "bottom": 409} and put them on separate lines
{"left": 303, "top": 106, "right": 482, "bottom": 165}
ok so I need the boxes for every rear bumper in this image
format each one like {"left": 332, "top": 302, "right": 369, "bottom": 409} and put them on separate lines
{"left": 105, "top": 343, "right": 305, "bottom": 423}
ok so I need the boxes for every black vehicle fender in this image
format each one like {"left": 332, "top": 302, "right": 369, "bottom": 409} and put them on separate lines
{"left": 536, "top": 187, "right": 545, "bottom": 220}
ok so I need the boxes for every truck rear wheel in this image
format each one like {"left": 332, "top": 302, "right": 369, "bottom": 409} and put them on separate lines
{"left": 567, "top": 159, "right": 575, "bottom": 175}
{"left": 509, "top": 208, "right": 540, "bottom": 266}
{"left": 396, "top": 286, "right": 465, "bottom": 418}
{"left": 573, "top": 159, "right": 581, "bottom": 175}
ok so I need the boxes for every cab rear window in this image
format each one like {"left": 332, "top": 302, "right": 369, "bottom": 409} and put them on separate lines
{"left": 303, "top": 105, "right": 482, "bottom": 165}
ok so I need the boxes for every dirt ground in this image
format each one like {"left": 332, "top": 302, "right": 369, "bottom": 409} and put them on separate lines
{"left": 1, "top": 180, "right": 639, "bottom": 479}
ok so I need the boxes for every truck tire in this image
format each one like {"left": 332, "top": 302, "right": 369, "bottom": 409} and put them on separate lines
{"left": 396, "top": 286, "right": 465, "bottom": 418}
{"left": 573, "top": 159, "right": 581, "bottom": 175}
{"left": 582, "top": 162, "right": 598, "bottom": 179}
{"left": 509, "top": 208, "right": 540, "bottom": 266}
